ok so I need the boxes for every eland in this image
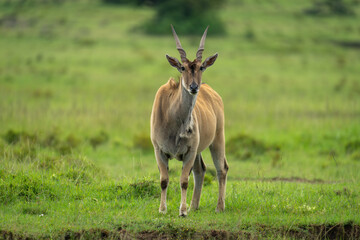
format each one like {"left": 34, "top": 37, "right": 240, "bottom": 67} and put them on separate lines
{"left": 150, "top": 25, "right": 228, "bottom": 216}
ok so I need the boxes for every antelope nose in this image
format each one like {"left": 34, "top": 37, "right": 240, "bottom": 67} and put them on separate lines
{"left": 190, "top": 82, "right": 199, "bottom": 94}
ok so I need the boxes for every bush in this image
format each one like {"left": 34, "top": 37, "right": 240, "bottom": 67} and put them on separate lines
{"left": 143, "top": 0, "right": 226, "bottom": 35}
{"left": 102, "top": 0, "right": 226, "bottom": 35}
{"left": 102, "top": 0, "right": 158, "bottom": 6}
{"left": 304, "top": 0, "right": 358, "bottom": 16}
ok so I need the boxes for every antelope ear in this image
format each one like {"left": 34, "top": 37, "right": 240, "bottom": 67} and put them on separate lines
{"left": 166, "top": 55, "right": 183, "bottom": 73}
{"left": 201, "top": 53, "right": 218, "bottom": 71}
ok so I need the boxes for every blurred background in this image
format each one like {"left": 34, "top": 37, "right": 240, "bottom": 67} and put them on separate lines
{"left": 0, "top": 0, "right": 359, "bottom": 181}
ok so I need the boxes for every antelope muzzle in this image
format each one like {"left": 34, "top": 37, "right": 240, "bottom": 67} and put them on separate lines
{"left": 189, "top": 82, "right": 199, "bottom": 95}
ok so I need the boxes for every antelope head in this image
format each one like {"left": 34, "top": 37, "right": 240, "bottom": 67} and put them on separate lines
{"left": 166, "top": 25, "right": 218, "bottom": 95}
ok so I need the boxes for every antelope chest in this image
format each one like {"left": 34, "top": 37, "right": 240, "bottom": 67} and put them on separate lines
{"left": 157, "top": 132, "right": 195, "bottom": 161}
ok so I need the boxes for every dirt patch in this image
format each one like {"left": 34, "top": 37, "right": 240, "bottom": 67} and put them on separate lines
{"left": 264, "top": 176, "right": 329, "bottom": 184}
{"left": 286, "top": 223, "right": 360, "bottom": 240}
{"left": 1, "top": 223, "right": 359, "bottom": 239}
{"left": 230, "top": 176, "right": 334, "bottom": 184}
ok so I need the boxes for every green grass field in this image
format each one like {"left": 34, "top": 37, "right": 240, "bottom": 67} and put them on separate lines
{"left": 1, "top": 0, "right": 360, "bottom": 239}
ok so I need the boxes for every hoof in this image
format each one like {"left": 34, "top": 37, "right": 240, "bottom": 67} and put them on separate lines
{"left": 216, "top": 201, "right": 225, "bottom": 213}
{"left": 159, "top": 206, "right": 167, "bottom": 214}
{"left": 190, "top": 202, "right": 199, "bottom": 211}
{"left": 215, "top": 207, "right": 225, "bottom": 213}
{"left": 179, "top": 211, "right": 187, "bottom": 217}
{"left": 179, "top": 204, "right": 187, "bottom": 217}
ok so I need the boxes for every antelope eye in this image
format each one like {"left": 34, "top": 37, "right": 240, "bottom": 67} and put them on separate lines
{"left": 181, "top": 66, "right": 185, "bottom": 71}
{"left": 200, "top": 66, "right": 204, "bottom": 71}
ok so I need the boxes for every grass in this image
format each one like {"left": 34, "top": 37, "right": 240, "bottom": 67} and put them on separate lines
{"left": 0, "top": 0, "right": 360, "bottom": 239}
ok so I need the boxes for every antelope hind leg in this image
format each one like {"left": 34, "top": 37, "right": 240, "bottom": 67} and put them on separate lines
{"left": 209, "top": 135, "right": 229, "bottom": 212}
{"left": 190, "top": 154, "right": 206, "bottom": 210}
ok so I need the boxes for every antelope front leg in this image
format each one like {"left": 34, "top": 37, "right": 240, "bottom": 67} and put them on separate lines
{"left": 154, "top": 147, "right": 169, "bottom": 214}
{"left": 179, "top": 150, "right": 197, "bottom": 217}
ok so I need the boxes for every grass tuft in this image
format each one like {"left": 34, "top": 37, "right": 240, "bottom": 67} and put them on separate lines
{"left": 226, "top": 134, "right": 280, "bottom": 160}
{"left": 345, "top": 140, "right": 360, "bottom": 154}
{"left": 0, "top": 172, "right": 58, "bottom": 203}
{"left": 89, "top": 131, "right": 109, "bottom": 150}
{"left": 22, "top": 206, "right": 47, "bottom": 216}
{"left": 128, "top": 178, "right": 158, "bottom": 198}
{"left": 133, "top": 133, "right": 152, "bottom": 152}
{"left": 3, "top": 129, "right": 37, "bottom": 145}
